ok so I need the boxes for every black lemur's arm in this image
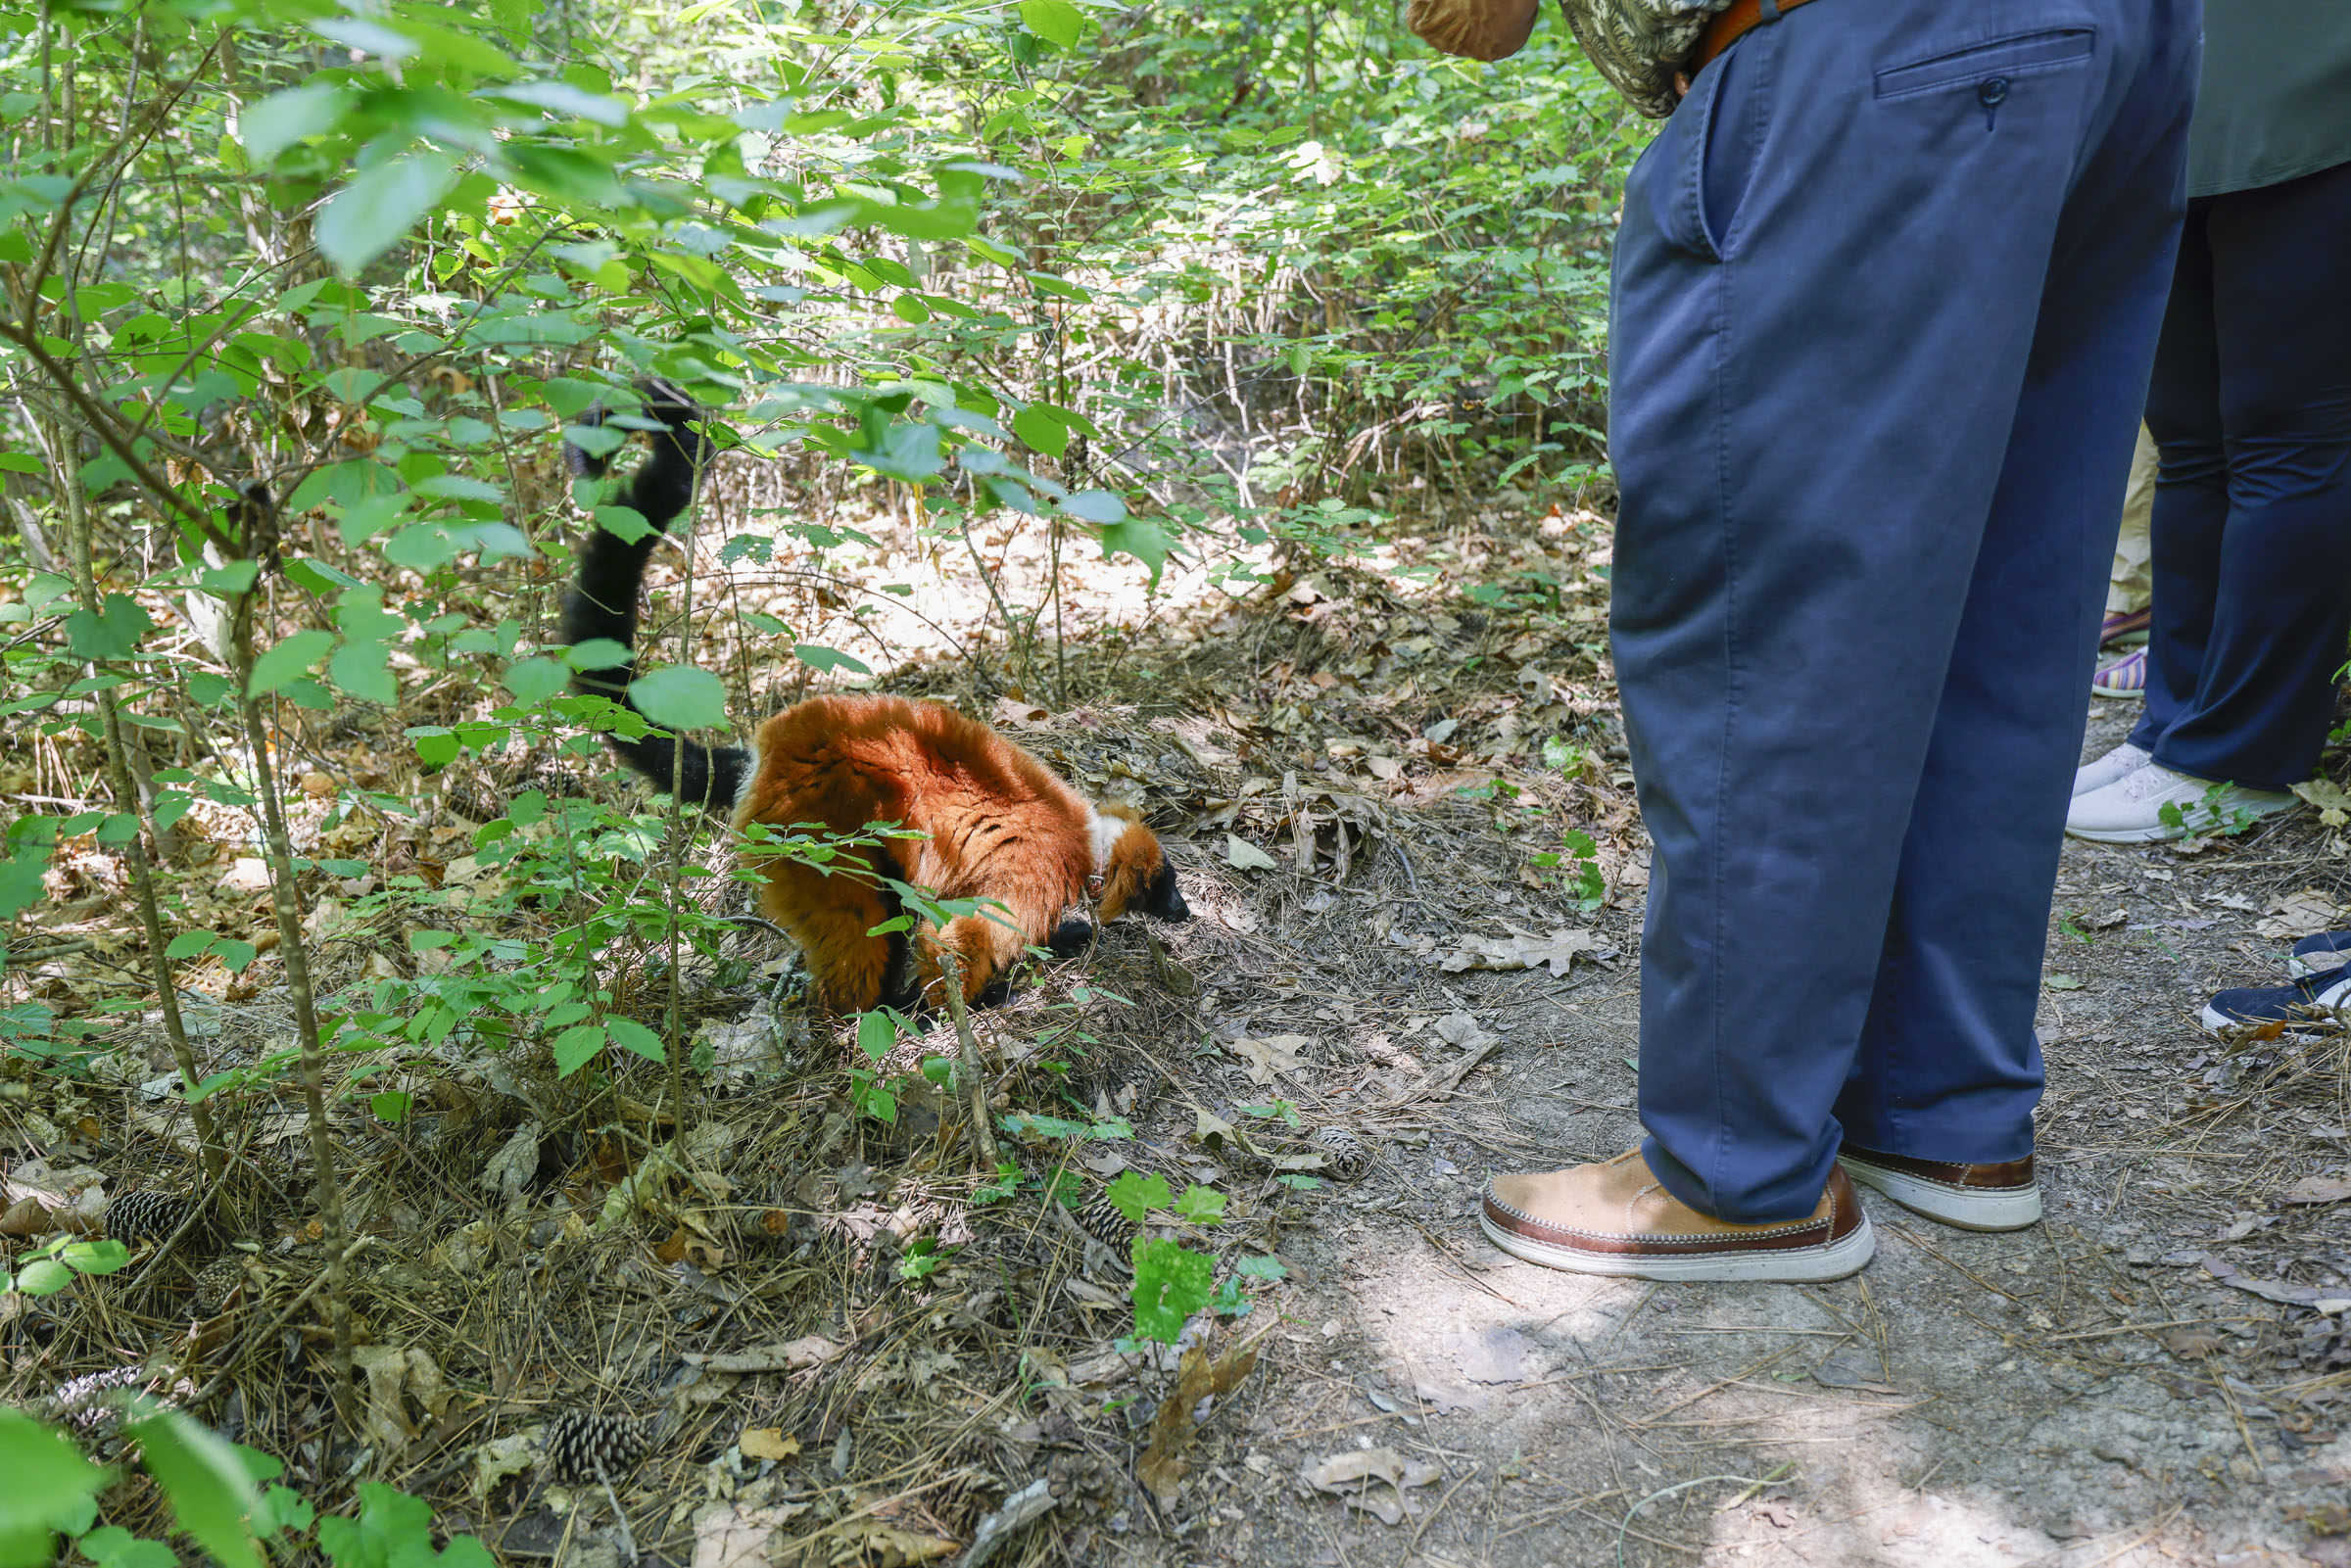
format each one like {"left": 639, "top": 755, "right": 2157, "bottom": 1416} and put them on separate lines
{"left": 559, "top": 380, "right": 747, "bottom": 812}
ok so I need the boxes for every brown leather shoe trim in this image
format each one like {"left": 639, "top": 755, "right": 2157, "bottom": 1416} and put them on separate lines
{"left": 1841, "top": 1146, "right": 2034, "bottom": 1191}
{"left": 1483, "top": 1167, "right": 1863, "bottom": 1258}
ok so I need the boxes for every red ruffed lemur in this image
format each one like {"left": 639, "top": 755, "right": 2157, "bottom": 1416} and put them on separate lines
{"left": 558, "top": 381, "right": 1189, "bottom": 1015}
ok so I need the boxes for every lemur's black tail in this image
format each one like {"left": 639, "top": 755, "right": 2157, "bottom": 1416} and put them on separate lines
{"left": 559, "top": 380, "right": 747, "bottom": 812}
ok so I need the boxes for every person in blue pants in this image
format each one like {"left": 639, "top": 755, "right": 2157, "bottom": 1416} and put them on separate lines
{"left": 1479, "top": 0, "right": 2200, "bottom": 1281}
{"left": 2067, "top": 10, "right": 2351, "bottom": 845}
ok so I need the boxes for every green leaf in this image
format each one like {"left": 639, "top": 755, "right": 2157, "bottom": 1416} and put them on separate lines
{"left": 1104, "top": 1170, "right": 1171, "bottom": 1223}
{"left": 592, "top": 506, "right": 653, "bottom": 543}
{"left": 856, "top": 1008, "right": 898, "bottom": 1063}
{"left": 315, "top": 1485, "right": 432, "bottom": 1568}
{"left": 318, "top": 152, "right": 458, "bottom": 278}
{"left": 792, "top": 643, "right": 870, "bottom": 677}
{"left": 551, "top": 1023, "right": 605, "bottom": 1076}
{"left": 215, "top": 940, "right": 260, "bottom": 974}
{"left": 123, "top": 1409, "right": 263, "bottom": 1568}
{"left": 1097, "top": 517, "right": 1174, "bottom": 588}
{"left": 603, "top": 1017, "right": 666, "bottom": 1063}
{"left": 285, "top": 555, "right": 366, "bottom": 595}
{"left": 439, "top": 1539, "right": 497, "bottom": 1568}
{"left": 336, "top": 495, "right": 412, "bottom": 548}
{"left": 0, "top": 851, "right": 51, "bottom": 921}
{"left": 1017, "top": 0, "right": 1085, "bottom": 47}
{"left": 247, "top": 630, "right": 337, "bottom": 696}
{"left": 563, "top": 639, "right": 632, "bottom": 671}
{"left": 65, "top": 594, "right": 154, "bottom": 659}
{"left": 166, "top": 931, "right": 218, "bottom": 960}
{"left": 200, "top": 560, "right": 261, "bottom": 595}
{"left": 502, "top": 656, "right": 568, "bottom": 706}
{"left": 329, "top": 641, "right": 398, "bottom": 705}
{"left": 61, "top": 1240, "right": 130, "bottom": 1275}
{"left": 1011, "top": 402, "right": 1072, "bottom": 456}
{"left": 242, "top": 83, "right": 350, "bottom": 165}
{"left": 409, "top": 729, "right": 460, "bottom": 767}
{"left": 1173, "top": 1184, "right": 1226, "bottom": 1224}
{"left": 1061, "top": 490, "right": 1126, "bottom": 525}
{"left": 1224, "top": 834, "right": 1277, "bottom": 873}
{"left": 1128, "top": 1237, "right": 1215, "bottom": 1344}
{"left": 14, "top": 1258, "right": 72, "bottom": 1295}
{"left": 491, "top": 80, "right": 629, "bottom": 127}
{"left": 369, "top": 1091, "right": 411, "bottom": 1124}
{"left": 253, "top": 1484, "right": 312, "bottom": 1538}
{"left": 0, "top": 1410, "right": 104, "bottom": 1567}
{"left": 628, "top": 666, "right": 729, "bottom": 731}
{"left": 78, "top": 1526, "right": 178, "bottom": 1568}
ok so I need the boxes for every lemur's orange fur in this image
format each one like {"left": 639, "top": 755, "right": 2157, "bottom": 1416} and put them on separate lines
{"left": 558, "top": 384, "right": 1185, "bottom": 1017}
{"left": 735, "top": 695, "right": 1176, "bottom": 1013}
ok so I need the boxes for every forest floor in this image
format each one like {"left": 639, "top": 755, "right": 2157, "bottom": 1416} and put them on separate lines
{"left": 8, "top": 483, "right": 2351, "bottom": 1568}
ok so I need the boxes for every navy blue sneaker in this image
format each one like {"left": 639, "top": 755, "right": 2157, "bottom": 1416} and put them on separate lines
{"left": 2288, "top": 929, "right": 2351, "bottom": 978}
{"left": 2201, "top": 965, "right": 2351, "bottom": 1033}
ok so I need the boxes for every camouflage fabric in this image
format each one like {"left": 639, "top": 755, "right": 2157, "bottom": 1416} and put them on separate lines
{"left": 1556, "top": 0, "right": 1734, "bottom": 118}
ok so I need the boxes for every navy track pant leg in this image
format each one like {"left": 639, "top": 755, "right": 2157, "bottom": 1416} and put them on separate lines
{"left": 2128, "top": 157, "right": 2351, "bottom": 792}
{"left": 1607, "top": 0, "right": 2198, "bottom": 1222}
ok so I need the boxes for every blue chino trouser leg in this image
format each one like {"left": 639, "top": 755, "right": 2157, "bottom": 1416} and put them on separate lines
{"left": 1607, "top": 0, "right": 2199, "bottom": 1222}
{"left": 2128, "top": 157, "right": 2351, "bottom": 793}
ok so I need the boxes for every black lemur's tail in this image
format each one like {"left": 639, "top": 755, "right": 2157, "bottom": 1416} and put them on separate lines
{"left": 559, "top": 380, "right": 748, "bottom": 812}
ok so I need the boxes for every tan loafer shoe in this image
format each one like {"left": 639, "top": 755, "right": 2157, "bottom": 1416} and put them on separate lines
{"left": 1479, "top": 1149, "right": 1874, "bottom": 1282}
{"left": 1837, "top": 1146, "right": 2040, "bottom": 1231}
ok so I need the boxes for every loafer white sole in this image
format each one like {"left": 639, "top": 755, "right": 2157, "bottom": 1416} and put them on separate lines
{"left": 1838, "top": 1157, "right": 2040, "bottom": 1232}
{"left": 1477, "top": 1210, "right": 1875, "bottom": 1283}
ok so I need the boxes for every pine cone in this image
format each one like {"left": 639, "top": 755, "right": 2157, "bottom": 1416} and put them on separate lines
{"left": 545, "top": 1410, "right": 656, "bottom": 1483}
{"left": 1311, "top": 1127, "right": 1369, "bottom": 1183}
{"left": 1058, "top": 1195, "right": 1139, "bottom": 1265}
{"left": 441, "top": 773, "right": 503, "bottom": 825}
{"left": 46, "top": 1366, "right": 153, "bottom": 1441}
{"left": 190, "top": 1255, "right": 250, "bottom": 1316}
{"left": 106, "top": 1190, "right": 191, "bottom": 1243}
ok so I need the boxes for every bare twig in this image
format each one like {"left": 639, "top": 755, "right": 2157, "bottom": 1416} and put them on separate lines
{"left": 937, "top": 952, "right": 999, "bottom": 1168}
{"left": 45, "top": 411, "right": 224, "bottom": 1184}
{"left": 226, "top": 575, "right": 354, "bottom": 1431}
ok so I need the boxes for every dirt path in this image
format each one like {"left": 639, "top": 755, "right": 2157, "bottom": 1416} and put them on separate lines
{"left": 1153, "top": 699, "right": 2349, "bottom": 1568}
{"left": 15, "top": 505, "right": 2348, "bottom": 1568}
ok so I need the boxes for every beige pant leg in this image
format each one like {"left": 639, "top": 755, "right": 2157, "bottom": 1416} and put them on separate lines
{"left": 2106, "top": 423, "right": 2156, "bottom": 615}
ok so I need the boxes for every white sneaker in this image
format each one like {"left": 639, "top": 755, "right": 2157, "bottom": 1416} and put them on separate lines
{"left": 2065, "top": 763, "right": 2296, "bottom": 844}
{"left": 2072, "top": 741, "right": 2151, "bottom": 797}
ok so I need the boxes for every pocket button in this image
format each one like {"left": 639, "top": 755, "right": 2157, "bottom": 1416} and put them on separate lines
{"left": 1978, "top": 75, "right": 2011, "bottom": 107}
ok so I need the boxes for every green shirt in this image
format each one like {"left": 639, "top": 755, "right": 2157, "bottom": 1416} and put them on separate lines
{"left": 2190, "top": 1, "right": 2351, "bottom": 195}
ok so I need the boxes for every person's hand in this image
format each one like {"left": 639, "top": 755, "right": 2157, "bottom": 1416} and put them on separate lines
{"left": 1407, "top": 0, "right": 1541, "bottom": 63}
{"left": 1675, "top": 71, "right": 1692, "bottom": 98}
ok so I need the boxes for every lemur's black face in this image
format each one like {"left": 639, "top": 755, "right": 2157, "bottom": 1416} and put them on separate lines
{"left": 1140, "top": 857, "right": 1190, "bottom": 923}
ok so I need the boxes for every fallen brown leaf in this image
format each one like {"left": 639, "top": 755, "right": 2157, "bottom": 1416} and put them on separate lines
{"left": 2289, "top": 1502, "right": 2351, "bottom": 1537}
{"left": 689, "top": 1502, "right": 809, "bottom": 1568}
{"left": 1228, "top": 1034, "right": 1307, "bottom": 1084}
{"left": 1300, "top": 1445, "right": 1442, "bottom": 1526}
{"left": 2258, "top": 889, "right": 2343, "bottom": 940}
{"left": 2162, "top": 1328, "right": 2225, "bottom": 1360}
{"left": 739, "top": 1427, "right": 799, "bottom": 1462}
{"left": 1136, "top": 1338, "right": 1260, "bottom": 1508}
{"left": 991, "top": 696, "right": 1054, "bottom": 731}
{"left": 834, "top": 1521, "right": 957, "bottom": 1566}
{"left": 1436, "top": 927, "right": 1596, "bottom": 977}
{"left": 2279, "top": 1176, "right": 2351, "bottom": 1208}
{"left": 690, "top": 1335, "right": 844, "bottom": 1374}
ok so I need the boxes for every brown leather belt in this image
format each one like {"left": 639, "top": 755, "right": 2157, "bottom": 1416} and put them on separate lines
{"left": 1688, "top": 0, "right": 1820, "bottom": 79}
